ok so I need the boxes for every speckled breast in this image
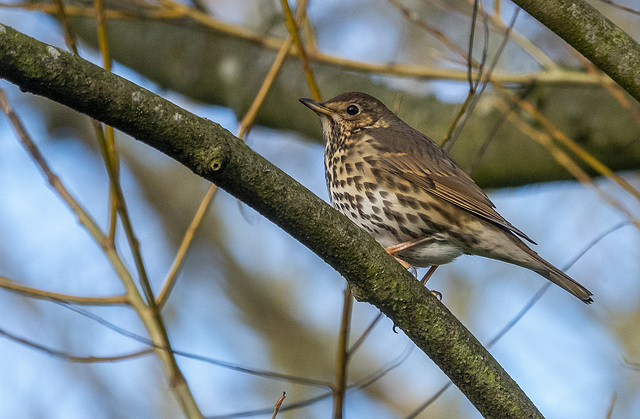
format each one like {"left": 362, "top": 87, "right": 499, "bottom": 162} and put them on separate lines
{"left": 324, "top": 137, "right": 465, "bottom": 266}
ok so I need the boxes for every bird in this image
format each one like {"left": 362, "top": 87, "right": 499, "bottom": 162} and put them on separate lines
{"left": 299, "top": 92, "right": 593, "bottom": 303}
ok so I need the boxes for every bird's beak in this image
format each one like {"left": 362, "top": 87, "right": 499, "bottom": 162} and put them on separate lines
{"left": 299, "top": 98, "right": 333, "bottom": 116}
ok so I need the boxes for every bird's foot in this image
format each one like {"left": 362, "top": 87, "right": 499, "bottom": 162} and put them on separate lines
{"left": 421, "top": 266, "right": 442, "bottom": 299}
{"left": 384, "top": 246, "right": 413, "bottom": 270}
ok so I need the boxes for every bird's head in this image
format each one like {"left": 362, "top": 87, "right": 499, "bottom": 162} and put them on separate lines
{"left": 299, "top": 92, "right": 396, "bottom": 143}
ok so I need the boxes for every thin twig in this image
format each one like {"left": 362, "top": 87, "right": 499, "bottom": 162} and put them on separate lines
{"left": 0, "top": 326, "right": 153, "bottom": 362}
{"left": 0, "top": 276, "right": 128, "bottom": 305}
{"left": 156, "top": 184, "right": 217, "bottom": 309}
{"left": 502, "top": 88, "right": 640, "bottom": 204}
{"left": 596, "top": 0, "right": 640, "bottom": 16}
{"left": 52, "top": 0, "right": 78, "bottom": 54}
{"left": 279, "top": 0, "right": 320, "bottom": 100}
{"left": 605, "top": 392, "right": 617, "bottom": 419}
{"left": 55, "top": 299, "right": 332, "bottom": 387}
{"left": 93, "top": 0, "right": 119, "bottom": 242}
{"left": 348, "top": 312, "right": 384, "bottom": 356}
{"left": 239, "top": 0, "right": 310, "bottom": 137}
{"left": 441, "top": 0, "right": 486, "bottom": 149}
{"left": 272, "top": 392, "right": 286, "bottom": 419}
{"left": 387, "top": 0, "right": 477, "bottom": 67}
{"left": 332, "top": 287, "right": 353, "bottom": 419}
{"left": 445, "top": 6, "right": 520, "bottom": 151}
{"left": 462, "top": 0, "right": 558, "bottom": 70}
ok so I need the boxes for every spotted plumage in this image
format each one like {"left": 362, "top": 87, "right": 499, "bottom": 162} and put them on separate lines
{"left": 300, "top": 92, "right": 593, "bottom": 303}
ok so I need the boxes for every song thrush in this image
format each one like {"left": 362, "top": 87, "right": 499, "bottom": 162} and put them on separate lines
{"left": 300, "top": 92, "right": 593, "bottom": 303}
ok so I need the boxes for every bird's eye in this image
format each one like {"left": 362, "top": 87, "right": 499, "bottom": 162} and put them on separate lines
{"left": 346, "top": 104, "right": 360, "bottom": 115}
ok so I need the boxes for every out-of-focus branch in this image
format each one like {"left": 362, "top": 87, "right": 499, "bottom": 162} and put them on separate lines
{"left": 0, "top": 276, "right": 128, "bottom": 305}
{"left": 511, "top": 0, "right": 640, "bottom": 103}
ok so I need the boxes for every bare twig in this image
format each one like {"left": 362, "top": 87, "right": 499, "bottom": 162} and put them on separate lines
{"left": 93, "top": 0, "right": 119, "bottom": 241}
{"left": 0, "top": 276, "right": 128, "bottom": 305}
{"left": 156, "top": 183, "right": 218, "bottom": 310}
{"left": 503, "top": 89, "right": 640, "bottom": 204}
{"left": 596, "top": 0, "right": 640, "bottom": 16}
{"left": 348, "top": 313, "right": 384, "bottom": 356}
{"left": 444, "top": 5, "right": 520, "bottom": 151}
{"left": 333, "top": 287, "right": 353, "bottom": 419}
{"left": 279, "top": 0, "right": 320, "bottom": 100}
{"left": 51, "top": 0, "right": 78, "bottom": 54}
{"left": 387, "top": 0, "right": 476, "bottom": 66}
{"left": 0, "top": 326, "right": 153, "bottom": 362}
{"left": 272, "top": 392, "right": 286, "bottom": 419}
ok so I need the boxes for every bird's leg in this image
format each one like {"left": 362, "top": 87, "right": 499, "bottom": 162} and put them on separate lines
{"left": 421, "top": 265, "right": 442, "bottom": 300}
{"left": 420, "top": 265, "right": 438, "bottom": 285}
{"left": 384, "top": 236, "right": 432, "bottom": 270}
{"left": 385, "top": 242, "right": 442, "bottom": 300}
{"left": 384, "top": 247, "right": 413, "bottom": 270}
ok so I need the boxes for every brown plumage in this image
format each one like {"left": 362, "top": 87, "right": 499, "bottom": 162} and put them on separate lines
{"left": 300, "top": 92, "right": 593, "bottom": 303}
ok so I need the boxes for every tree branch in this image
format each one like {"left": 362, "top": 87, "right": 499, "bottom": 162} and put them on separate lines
{"left": 0, "top": 24, "right": 542, "bottom": 418}
{"left": 511, "top": 0, "right": 640, "bottom": 104}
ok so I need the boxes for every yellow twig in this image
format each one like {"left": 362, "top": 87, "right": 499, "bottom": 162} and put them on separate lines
{"left": 93, "top": 0, "right": 119, "bottom": 241}
{"left": 332, "top": 287, "right": 353, "bottom": 419}
{"left": 157, "top": 183, "right": 218, "bottom": 310}
{"left": 5, "top": 1, "right": 610, "bottom": 86}
{"left": 279, "top": 0, "right": 320, "bottom": 100}
{"left": 157, "top": 0, "right": 311, "bottom": 308}
{"left": 272, "top": 392, "right": 286, "bottom": 419}
{"left": 0, "top": 276, "right": 128, "bottom": 305}
{"left": 504, "top": 89, "right": 640, "bottom": 204}
{"left": 494, "top": 97, "right": 640, "bottom": 230}
{"left": 52, "top": 0, "right": 78, "bottom": 54}
{"left": 238, "top": 29, "right": 295, "bottom": 137}
{"left": 0, "top": 89, "right": 203, "bottom": 419}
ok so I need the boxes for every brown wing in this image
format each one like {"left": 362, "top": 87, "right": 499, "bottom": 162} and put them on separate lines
{"left": 368, "top": 125, "right": 536, "bottom": 244}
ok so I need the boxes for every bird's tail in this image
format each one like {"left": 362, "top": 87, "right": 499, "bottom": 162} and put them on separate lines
{"left": 512, "top": 238, "right": 593, "bottom": 304}
{"left": 533, "top": 263, "right": 593, "bottom": 304}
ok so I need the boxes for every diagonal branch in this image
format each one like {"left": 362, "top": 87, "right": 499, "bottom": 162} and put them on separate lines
{"left": 511, "top": 0, "right": 640, "bottom": 104}
{"left": 0, "top": 24, "right": 541, "bottom": 418}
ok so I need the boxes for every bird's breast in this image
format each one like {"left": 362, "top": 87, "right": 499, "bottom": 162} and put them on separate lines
{"left": 324, "top": 143, "right": 465, "bottom": 266}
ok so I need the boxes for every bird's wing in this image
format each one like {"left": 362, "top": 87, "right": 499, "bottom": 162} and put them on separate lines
{"left": 369, "top": 126, "right": 536, "bottom": 244}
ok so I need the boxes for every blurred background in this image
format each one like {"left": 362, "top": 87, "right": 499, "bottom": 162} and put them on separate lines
{"left": 0, "top": 0, "right": 639, "bottom": 418}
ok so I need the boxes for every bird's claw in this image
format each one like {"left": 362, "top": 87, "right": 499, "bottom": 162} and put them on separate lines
{"left": 430, "top": 289, "right": 442, "bottom": 300}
